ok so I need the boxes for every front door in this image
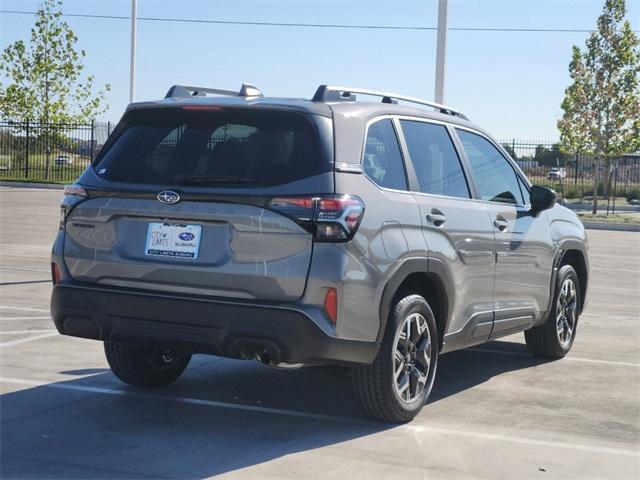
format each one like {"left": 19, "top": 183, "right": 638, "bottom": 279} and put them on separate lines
{"left": 455, "top": 128, "right": 555, "bottom": 338}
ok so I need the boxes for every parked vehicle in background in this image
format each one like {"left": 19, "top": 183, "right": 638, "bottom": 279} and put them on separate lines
{"left": 54, "top": 155, "right": 73, "bottom": 166}
{"left": 548, "top": 167, "right": 567, "bottom": 180}
{"left": 51, "top": 84, "right": 589, "bottom": 423}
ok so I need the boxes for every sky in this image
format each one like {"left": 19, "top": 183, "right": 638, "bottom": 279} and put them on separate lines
{"left": 1, "top": 0, "right": 639, "bottom": 141}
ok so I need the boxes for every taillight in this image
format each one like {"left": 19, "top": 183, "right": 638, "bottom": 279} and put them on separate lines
{"left": 267, "top": 194, "right": 365, "bottom": 242}
{"left": 51, "top": 262, "right": 61, "bottom": 285}
{"left": 60, "top": 183, "right": 88, "bottom": 228}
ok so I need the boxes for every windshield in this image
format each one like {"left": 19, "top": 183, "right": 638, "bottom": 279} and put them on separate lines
{"left": 93, "top": 107, "right": 329, "bottom": 187}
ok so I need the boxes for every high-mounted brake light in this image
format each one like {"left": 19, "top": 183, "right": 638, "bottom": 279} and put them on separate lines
{"left": 267, "top": 194, "right": 365, "bottom": 242}
{"left": 181, "top": 105, "right": 224, "bottom": 111}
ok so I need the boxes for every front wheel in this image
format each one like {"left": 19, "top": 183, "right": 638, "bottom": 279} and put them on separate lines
{"left": 351, "top": 294, "right": 439, "bottom": 423}
{"left": 525, "top": 264, "right": 580, "bottom": 358}
{"left": 104, "top": 342, "right": 191, "bottom": 387}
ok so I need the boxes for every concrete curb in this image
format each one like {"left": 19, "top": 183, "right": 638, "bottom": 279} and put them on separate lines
{"left": 582, "top": 221, "right": 640, "bottom": 232}
{"left": 0, "top": 181, "right": 64, "bottom": 190}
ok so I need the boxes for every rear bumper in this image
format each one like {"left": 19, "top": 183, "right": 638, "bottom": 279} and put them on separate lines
{"left": 50, "top": 284, "right": 378, "bottom": 366}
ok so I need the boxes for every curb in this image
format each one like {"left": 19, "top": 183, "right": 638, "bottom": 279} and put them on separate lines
{"left": 0, "top": 181, "right": 64, "bottom": 190}
{"left": 582, "top": 221, "right": 640, "bottom": 232}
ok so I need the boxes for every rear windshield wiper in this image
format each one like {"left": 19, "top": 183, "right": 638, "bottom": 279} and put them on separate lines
{"left": 176, "top": 175, "right": 259, "bottom": 185}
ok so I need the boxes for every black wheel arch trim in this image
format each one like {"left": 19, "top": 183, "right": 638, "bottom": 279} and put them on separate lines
{"left": 546, "top": 240, "right": 589, "bottom": 317}
{"left": 376, "top": 256, "right": 454, "bottom": 349}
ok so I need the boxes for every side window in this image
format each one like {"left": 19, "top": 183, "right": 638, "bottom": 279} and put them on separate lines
{"left": 457, "top": 129, "right": 524, "bottom": 205}
{"left": 362, "top": 119, "right": 408, "bottom": 190}
{"left": 400, "top": 120, "right": 470, "bottom": 198}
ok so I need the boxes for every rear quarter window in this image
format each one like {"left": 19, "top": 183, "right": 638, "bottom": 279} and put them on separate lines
{"left": 94, "top": 107, "right": 330, "bottom": 187}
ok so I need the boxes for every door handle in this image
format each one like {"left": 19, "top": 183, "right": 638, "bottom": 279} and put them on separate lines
{"left": 493, "top": 217, "right": 509, "bottom": 231}
{"left": 426, "top": 209, "right": 446, "bottom": 227}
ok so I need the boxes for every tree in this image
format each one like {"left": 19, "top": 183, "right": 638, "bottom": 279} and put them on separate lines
{"left": 558, "top": 0, "right": 639, "bottom": 213}
{"left": 0, "top": 0, "right": 110, "bottom": 178}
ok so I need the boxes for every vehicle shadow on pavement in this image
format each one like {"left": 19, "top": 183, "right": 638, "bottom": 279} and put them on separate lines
{"left": 1, "top": 340, "right": 549, "bottom": 479}
{"left": 431, "top": 340, "right": 552, "bottom": 403}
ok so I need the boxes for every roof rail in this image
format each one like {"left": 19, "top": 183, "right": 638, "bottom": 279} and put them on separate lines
{"left": 165, "top": 83, "right": 263, "bottom": 99}
{"left": 311, "top": 85, "right": 467, "bottom": 119}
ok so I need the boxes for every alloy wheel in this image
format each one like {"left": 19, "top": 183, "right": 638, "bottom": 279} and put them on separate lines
{"left": 392, "top": 313, "right": 432, "bottom": 402}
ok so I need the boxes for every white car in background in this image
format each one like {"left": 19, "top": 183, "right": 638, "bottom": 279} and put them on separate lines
{"left": 548, "top": 167, "right": 567, "bottom": 180}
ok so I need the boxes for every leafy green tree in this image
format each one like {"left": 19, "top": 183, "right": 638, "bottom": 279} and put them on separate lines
{"left": 558, "top": 0, "right": 640, "bottom": 213}
{"left": 0, "top": 0, "right": 110, "bottom": 178}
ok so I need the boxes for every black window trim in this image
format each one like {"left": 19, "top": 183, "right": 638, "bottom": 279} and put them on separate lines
{"left": 359, "top": 115, "right": 411, "bottom": 194}
{"left": 452, "top": 125, "right": 532, "bottom": 208}
{"left": 392, "top": 115, "right": 475, "bottom": 201}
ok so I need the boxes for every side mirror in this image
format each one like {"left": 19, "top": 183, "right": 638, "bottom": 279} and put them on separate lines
{"left": 530, "top": 185, "right": 556, "bottom": 214}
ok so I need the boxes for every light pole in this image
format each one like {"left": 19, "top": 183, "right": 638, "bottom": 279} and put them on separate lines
{"left": 129, "top": 0, "right": 137, "bottom": 103}
{"left": 434, "top": 0, "right": 448, "bottom": 104}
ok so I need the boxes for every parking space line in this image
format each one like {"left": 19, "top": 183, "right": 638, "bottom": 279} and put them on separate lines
{"left": 0, "top": 305, "right": 49, "bottom": 313}
{"left": 474, "top": 348, "right": 640, "bottom": 368}
{"left": 0, "top": 375, "right": 638, "bottom": 459}
{"left": 406, "top": 425, "right": 640, "bottom": 459}
{"left": 0, "top": 330, "right": 56, "bottom": 335}
{"left": 0, "top": 333, "right": 59, "bottom": 347}
{"left": 0, "top": 316, "right": 51, "bottom": 321}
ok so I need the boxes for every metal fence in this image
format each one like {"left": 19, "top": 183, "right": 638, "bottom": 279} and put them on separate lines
{"left": 0, "top": 121, "right": 638, "bottom": 200}
{"left": 499, "top": 139, "right": 640, "bottom": 200}
{"left": 0, "top": 120, "right": 113, "bottom": 183}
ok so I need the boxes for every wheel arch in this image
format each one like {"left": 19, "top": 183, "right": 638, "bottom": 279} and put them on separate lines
{"left": 377, "top": 258, "right": 454, "bottom": 351}
{"left": 550, "top": 241, "right": 589, "bottom": 315}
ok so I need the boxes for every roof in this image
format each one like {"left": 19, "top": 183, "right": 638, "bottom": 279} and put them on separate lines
{"left": 125, "top": 83, "right": 485, "bottom": 135}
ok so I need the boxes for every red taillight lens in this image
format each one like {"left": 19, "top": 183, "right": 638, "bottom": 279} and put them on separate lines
{"left": 51, "top": 262, "right": 61, "bottom": 285}
{"left": 324, "top": 288, "right": 338, "bottom": 325}
{"left": 267, "top": 194, "right": 364, "bottom": 242}
{"left": 60, "top": 184, "right": 88, "bottom": 228}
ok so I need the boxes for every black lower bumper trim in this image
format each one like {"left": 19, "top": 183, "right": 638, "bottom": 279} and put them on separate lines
{"left": 50, "top": 284, "right": 378, "bottom": 365}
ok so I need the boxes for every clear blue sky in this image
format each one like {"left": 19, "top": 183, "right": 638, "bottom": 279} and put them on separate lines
{"left": 1, "top": 0, "right": 638, "bottom": 140}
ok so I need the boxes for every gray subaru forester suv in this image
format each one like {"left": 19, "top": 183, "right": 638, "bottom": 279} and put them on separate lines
{"left": 51, "top": 84, "right": 589, "bottom": 423}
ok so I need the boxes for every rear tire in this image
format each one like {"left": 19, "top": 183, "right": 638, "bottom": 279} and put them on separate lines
{"left": 525, "top": 265, "right": 580, "bottom": 358}
{"left": 104, "top": 342, "right": 191, "bottom": 387}
{"left": 351, "top": 294, "right": 438, "bottom": 423}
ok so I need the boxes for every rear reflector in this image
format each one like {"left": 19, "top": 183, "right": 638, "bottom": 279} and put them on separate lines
{"left": 51, "top": 262, "right": 61, "bottom": 285}
{"left": 324, "top": 288, "right": 338, "bottom": 325}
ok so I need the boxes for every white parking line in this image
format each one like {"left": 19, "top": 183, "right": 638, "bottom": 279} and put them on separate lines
{"left": 0, "top": 375, "right": 638, "bottom": 459}
{"left": 474, "top": 348, "right": 640, "bottom": 368}
{"left": 0, "top": 316, "right": 51, "bottom": 321}
{"left": 405, "top": 425, "right": 640, "bottom": 459}
{"left": 0, "top": 333, "right": 59, "bottom": 347}
{"left": 0, "top": 305, "right": 49, "bottom": 313}
{"left": 0, "top": 330, "right": 56, "bottom": 335}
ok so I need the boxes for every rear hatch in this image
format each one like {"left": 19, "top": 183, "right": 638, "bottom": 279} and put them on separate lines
{"left": 63, "top": 105, "right": 334, "bottom": 301}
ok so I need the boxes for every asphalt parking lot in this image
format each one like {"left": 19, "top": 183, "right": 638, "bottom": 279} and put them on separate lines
{"left": 0, "top": 186, "right": 638, "bottom": 480}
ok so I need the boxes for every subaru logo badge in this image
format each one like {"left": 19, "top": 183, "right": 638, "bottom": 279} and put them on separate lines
{"left": 157, "top": 191, "right": 180, "bottom": 204}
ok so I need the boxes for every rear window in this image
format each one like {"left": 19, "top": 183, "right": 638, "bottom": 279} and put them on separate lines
{"left": 93, "top": 107, "right": 329, "bottom": 186}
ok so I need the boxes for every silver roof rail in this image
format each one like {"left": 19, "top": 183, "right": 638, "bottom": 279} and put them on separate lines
{"left": 311, "top": 85, "right": 467, "bottom": 119}
{"left": 165, "top": 83, "right": 263, "bottom": 99}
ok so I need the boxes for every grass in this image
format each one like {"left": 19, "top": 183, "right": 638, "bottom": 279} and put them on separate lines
{"left": 577, "top": 213, "right": 640, "bottom": 224}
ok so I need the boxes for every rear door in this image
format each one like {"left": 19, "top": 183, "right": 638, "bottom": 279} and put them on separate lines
{"left": 455, "top": 128, "right": 554, "bottom": 336}
{"left": 63, "top": 106, "right": 333, "bottom": 302}
{"left": 398, "top": 119, "right": 496, "bottom": 346}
